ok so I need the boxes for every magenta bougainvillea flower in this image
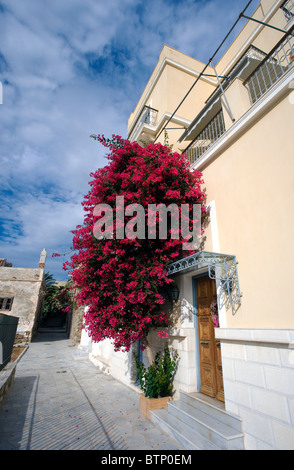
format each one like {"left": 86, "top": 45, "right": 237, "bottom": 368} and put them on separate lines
{"left": 157, "top": 331, "right": 169, "bottom": 339}
{"left": 64, "top": 135, "right": 206, "bottom": 353}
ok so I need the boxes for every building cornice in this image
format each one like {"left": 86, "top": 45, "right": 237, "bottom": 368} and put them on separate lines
{"left": 215, "top": 328, "right": 294, "bottom": 348}
{"left": 128, "top": 57, "right": 215, "bottom": 136}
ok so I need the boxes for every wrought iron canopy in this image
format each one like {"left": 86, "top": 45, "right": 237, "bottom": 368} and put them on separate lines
{"left": 167, "top": 251, "right": 242, "bottom": 310}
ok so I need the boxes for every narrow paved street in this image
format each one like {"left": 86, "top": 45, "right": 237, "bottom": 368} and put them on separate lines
{"left": 0, "top": 331, "right": 181, "bottom": 450}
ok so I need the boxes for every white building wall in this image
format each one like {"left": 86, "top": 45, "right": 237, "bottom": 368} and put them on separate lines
{"left": 82, "top": 297, "right": 201, "bottom": 398}
{"left": 80, "top": 308, "right": 138, "bottom": 387}
{"left": 86, "top": 335, "right": 137, "bottom": 386}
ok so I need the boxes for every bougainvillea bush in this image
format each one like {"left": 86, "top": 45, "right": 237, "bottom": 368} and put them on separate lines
{"left": 64, "top": 135, "right": 206, "bottom": 355}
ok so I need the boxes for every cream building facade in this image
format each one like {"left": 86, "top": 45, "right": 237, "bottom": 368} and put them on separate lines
{"left": 83, "top": 0, "right": 294, "bottom": 450}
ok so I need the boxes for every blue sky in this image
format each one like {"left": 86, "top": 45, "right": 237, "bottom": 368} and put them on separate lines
{"left": 0, "top": 0, "right": 259, "bottom": 280}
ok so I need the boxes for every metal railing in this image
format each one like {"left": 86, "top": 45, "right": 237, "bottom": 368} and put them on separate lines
{"left": 185, "top": 110, "right": 226, "bottom": 165}
{"left": 281, "top": 0, "right": 294, "bottom": 23}
{"left": 128, "top": 105, "right": 158, "bottom": 142}
{"left": 245, "top": 26, "right": 294, "bottom": 104}
{"left": 0, "top": 313, "right": 19, "bottom": 371}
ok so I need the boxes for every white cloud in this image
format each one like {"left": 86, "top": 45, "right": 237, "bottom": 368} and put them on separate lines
{"left": 0, "top": 191, "right": 84, "bottom": 278}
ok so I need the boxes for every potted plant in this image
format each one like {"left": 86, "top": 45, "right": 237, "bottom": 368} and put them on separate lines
{"left": 134, "top": 343, "right": 179, "bottom": 419}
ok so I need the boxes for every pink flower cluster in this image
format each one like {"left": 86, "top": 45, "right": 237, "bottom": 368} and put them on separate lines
{"left": 64, "top": 135, "right": 206, "bottom": 352}
{"left": 62, "top": 306, "right": 71, "bottom": 313}
{"left": 157, "top": 330, "right": 169, "bottom": 339}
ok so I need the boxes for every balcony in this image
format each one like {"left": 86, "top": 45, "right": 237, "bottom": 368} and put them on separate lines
{"left": 183, "top": 26, "right": 294, "bottom": 166}
{"left": 245, "top": 25, "right": 294, "bottom": 103}
{"left": 128, "top": 105, "right": 158, "bottom": 143}
{"left": 185, "top": 110, "right": 226, "bottom": 165}
{"left": 281, "top": 0, "right": 294, "bottom": 24}
{"left": 181, "top": 45, "right": 267, "bottom": 165}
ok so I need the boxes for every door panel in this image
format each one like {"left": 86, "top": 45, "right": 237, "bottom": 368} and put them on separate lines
{"left": 196, "top": 276, "right": 224, "bottom": 402}
{"left": 198, "top": 317, "right": 211, "bottom": 340}
{"left": 215, "top": 341, "right": 224, "bottom": 401}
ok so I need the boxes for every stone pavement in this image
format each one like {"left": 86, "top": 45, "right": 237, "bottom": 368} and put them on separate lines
{"left": 0, "top": 331, "right": 182, "bottom": 450}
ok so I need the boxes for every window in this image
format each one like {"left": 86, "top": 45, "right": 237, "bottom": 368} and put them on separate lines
{"left": 0, "top": 297, "right": 14, "bottom": 311}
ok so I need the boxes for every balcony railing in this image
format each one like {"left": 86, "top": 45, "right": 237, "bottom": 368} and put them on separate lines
{"left": 245, "top": 25, "right": 294, "bottom": 104}
{"left": 281, "top": 0, "right": 294, "bottom": 23}
{"left": 128, "top": 105, "right": 158, "bottom": 142}
{"left": 185, "top": 110, "right": 226, "bottom": 165}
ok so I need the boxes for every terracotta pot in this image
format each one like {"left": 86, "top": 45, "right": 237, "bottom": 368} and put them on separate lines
{"left": 139, "top": 393, "right": 173, "bottom": 419}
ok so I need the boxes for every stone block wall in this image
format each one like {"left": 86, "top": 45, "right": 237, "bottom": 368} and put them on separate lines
{"left": 0, "top": 363, "right": 16, "bottom": 409}
{"left": 216, "top": 328, "right": 294, "bottom": 450}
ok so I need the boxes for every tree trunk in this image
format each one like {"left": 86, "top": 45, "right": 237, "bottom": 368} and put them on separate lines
{"left": 142, "top": 336, "right": 154, "bottom": 364}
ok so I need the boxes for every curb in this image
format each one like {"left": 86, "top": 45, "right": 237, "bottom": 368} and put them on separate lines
{"left": 0, "top": 345, "right": 29, "bottom": 409}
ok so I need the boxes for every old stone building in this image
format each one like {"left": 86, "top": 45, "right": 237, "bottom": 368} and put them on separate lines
{"left": 0, "top": 250, "right": 47, "bottom": 343}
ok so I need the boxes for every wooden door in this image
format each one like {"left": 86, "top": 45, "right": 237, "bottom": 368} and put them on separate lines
{"left": 196, "top": 275, "right": 224, "bottom": 402}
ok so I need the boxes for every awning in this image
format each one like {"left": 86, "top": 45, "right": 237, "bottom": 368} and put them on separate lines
{"left": 167, "top": 251, "right": 242, "bottom": 311}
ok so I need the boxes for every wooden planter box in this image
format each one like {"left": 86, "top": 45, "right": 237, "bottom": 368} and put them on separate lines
{"left": 139, "top": 393, "right": 173, "bottom": 419}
